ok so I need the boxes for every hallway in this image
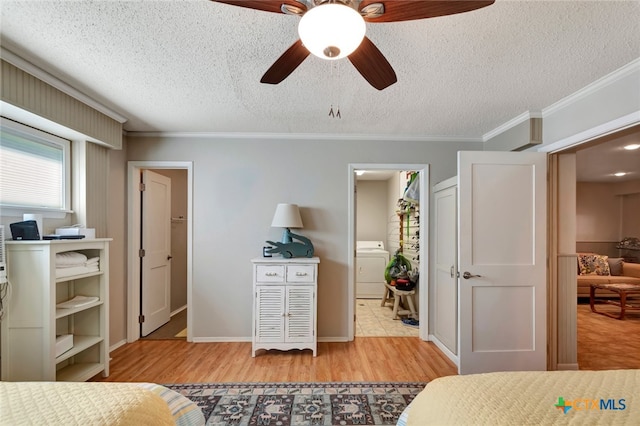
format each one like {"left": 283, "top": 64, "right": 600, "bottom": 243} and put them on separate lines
{"left": 142, "top": 309, "right": 187, "bottom": 340}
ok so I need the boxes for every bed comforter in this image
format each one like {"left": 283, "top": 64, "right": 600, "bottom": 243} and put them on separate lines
{"left": 0, "top": 381, "right": 204, "bottom": 426}
{"left": 399, "top": 369, "right": 639, "bottom": 425}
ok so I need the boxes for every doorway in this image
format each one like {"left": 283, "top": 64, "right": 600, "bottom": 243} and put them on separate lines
{"left": 551, "top": 125, "right": 640, "bottom": 370}
{"left": 348, "top": 164, "right": 429, "bottom": 341}
{"left": 127, "top": 161, "right": 194, "bottom": 342}
{"left": 546, "top": 121, "right": 640, "bottom": 370}
{"left": 141, "top": 169, "right": 188, "bottom": 340}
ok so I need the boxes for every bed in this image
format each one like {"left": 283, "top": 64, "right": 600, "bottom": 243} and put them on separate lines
{"left": 0, "top": 381, "right": 205, "bottom": 425}
{"left": 398, "top": 369, "right": 639, "bottom": 425}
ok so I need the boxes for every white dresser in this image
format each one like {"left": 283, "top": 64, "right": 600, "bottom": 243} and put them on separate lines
{"left": 251, "top": 256, "right": 320, "bottom": 357}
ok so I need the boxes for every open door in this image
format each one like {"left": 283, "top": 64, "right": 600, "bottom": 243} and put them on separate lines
{"left": 458, "top": 151, "right": 547, "bottom": 374}
{"left": 141, "top": 170, "right": 172, "bottom": 336}
{"left": 432, "top": 178, "right": 458, "bottom": 360}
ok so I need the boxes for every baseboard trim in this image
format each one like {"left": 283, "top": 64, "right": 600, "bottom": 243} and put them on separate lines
{"left": 109, "top": 339, "right": 128, "bottom": 353}
{"left": 556, "top": 363, "right": 580, "bottom": 371}
{"left": 170, "top": 305, "right": 187, "bottom": 317}
{"left": 192, "top": 337, "right": 252, "bottom": 343}
{"left": 429, "top": 334, "right": 459, "bottom": 367}
{"left": 318, "top": 337, "right": 349, "bottom": 342}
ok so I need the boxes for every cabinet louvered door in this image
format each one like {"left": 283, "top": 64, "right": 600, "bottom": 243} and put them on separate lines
{"left": 255, "top": 286, "right": 285, "bottom": 342}
{"left": 285, "top": 286, "right": 314, "bottom": 343}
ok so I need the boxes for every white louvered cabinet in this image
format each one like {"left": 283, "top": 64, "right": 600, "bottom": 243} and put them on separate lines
{"left": 251, "top": 257, "right": 320, "bottom": 357}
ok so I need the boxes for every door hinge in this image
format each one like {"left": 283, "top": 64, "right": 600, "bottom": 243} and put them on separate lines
{"left": 139, "top": 249, "right": 145, "bottom": 257}
{"left": 138, "top": 315, "right": 145, "bottom": 323}
{"left": 139, "top": 182, "right": 146, "bottom": 191}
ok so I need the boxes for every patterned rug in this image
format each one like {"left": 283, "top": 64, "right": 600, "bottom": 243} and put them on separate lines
{"left": 164, "top": 382, "right": 426, "bottom": 426}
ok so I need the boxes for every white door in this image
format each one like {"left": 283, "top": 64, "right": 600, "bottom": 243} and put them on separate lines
{"left": 433, "top": 180, "right": 458, "bottom": 357}
{"left": 458, "top": 151, "right": 546, "bottom": 374}
{"left": 141, "top": 170, "right": 172, "bottom": 336}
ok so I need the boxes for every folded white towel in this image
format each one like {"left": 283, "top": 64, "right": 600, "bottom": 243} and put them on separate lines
{"left": 85, "top": 257, "right": 99, "bottom": 266}
{"left": 56, "top": 257, "right": 99, "bottom": 269}
{"left": 56, "top": 264, "right": 100, "bottom": 278}
{"left": 56, "top": 251, "right": 87, "bottom": 266}
{"left": 56, "top": 295, "right": 99, "bottom": 309}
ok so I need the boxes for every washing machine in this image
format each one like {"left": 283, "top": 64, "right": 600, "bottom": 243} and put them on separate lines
{"left": 356, "top": 241, "right": 390, "bottom": 299}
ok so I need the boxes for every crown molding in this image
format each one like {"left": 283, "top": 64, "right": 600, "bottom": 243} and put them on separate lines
{"left": 1, "top": 46, "right": 128, "bottom": 124}
{"left": 543, "top": 57, "right": 640, "bottom": 117}
{"left": 125, "top": 131, "right": 483, "bottom": 143}
{"left": 481, "top": 58, "right": 640, "bottom": 144}
{"left": 482, "top": 111, "right": 543, "bottom": 142}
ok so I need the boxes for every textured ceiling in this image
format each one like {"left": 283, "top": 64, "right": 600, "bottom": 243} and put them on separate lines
{"left": 1, "top": 0, "right": 639, "bottom": 140}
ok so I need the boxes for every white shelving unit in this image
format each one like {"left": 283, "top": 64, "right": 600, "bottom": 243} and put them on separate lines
{"left": 251, "top": 257, "right": 320, "bottom": 357}
{"left": 1, "top": 239, "right": 110, "bottom": 381}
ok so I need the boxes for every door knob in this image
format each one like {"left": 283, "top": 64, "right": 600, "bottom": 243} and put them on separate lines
{"left": 167, "top": 255, "right": 173, "bottom": 260}
{"left": 462, "top": 271, "right": 481, "bottom": 279}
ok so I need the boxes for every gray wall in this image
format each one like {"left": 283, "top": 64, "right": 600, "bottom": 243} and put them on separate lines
{"left": 355, "top": 180, "right": 388, "bottom": 243}
{"left": 119, "top": 137, "right": 477, "bottom": 341}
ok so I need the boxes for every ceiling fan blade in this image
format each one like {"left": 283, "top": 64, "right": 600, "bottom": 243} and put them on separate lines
{"left": 348, "top": 36, "right": 397, "bottom": 91}
{"left": 210, "top": 0, "right": 305, "bottom": 14}
{"left": 361, "top": 0, "right": 495, "bottom": 23}
{"left": 261, "top": 40, "right": 310, "bottom": 84}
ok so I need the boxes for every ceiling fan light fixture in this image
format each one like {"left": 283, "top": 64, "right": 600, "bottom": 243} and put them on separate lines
{"left": 298, "top": 3, "right": 366, "bottom": 60}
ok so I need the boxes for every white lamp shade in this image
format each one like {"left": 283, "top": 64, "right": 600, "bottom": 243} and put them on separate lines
{"left": 271, "top": 203, "right": 303, "bottom": 228}
{"left": 298, "top": 3, "right": 366, "bottom": 60}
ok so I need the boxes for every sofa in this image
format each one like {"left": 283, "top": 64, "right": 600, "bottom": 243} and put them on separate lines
{"left": 577, "top": 254, "right": 640, "bottom": 298}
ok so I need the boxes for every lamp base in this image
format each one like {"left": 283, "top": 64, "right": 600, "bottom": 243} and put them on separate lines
{"left": 281, "top": 228, "right": 293, "bottom": 244}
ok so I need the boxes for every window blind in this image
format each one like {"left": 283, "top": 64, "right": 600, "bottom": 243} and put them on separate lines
{"left": 0, "top": 123, "right": 68, "bottom": 210}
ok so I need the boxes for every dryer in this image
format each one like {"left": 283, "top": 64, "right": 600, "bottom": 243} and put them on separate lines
{"left": 356, "top": 241, "right": 390, "bottom": 298}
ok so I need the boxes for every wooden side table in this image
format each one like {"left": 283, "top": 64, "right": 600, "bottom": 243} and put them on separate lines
{"left": 381, "top": 283, "right": 418, "bottom": 320}
{"left": 589, "top": 283, "right": 640, "bottom": 320}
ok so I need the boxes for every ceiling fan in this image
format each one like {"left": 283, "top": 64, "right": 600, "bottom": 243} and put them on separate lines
{"left": 210, "top": 0, "right": 495, "bottom": 90}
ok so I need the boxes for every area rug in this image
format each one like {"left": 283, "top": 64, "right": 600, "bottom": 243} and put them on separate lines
{"left": 164, "top": 382, "right": 426, "bottom": 426}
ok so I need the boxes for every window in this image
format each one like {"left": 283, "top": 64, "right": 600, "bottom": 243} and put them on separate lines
{"left": 0, "top": 117, "right": 71, "bottom": 213}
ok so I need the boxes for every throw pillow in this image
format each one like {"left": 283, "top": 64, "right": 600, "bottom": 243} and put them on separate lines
{"left": 578, "top": 254, "right": 611, "bottom": 276}
{"left": 607, "top": 257, "right": 624, "bottom": 276}
{"left": 576, "top": 252, "right": 594, "bottom": 274}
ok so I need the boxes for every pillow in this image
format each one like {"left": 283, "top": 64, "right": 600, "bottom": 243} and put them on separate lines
{"left": 578, "top": 254, "right": 611, "bottom": 276}
{"left": 607, "top": 257, "right": 624, "bottom": 276}
{"left": 576, "top": 252, "right": 593, "bottom": 274}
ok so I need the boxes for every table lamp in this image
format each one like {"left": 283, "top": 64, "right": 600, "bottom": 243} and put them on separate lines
{"left": 271, "top": 203, "right": 303, "bottom": 243}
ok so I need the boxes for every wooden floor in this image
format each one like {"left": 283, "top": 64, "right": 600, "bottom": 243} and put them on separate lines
{"left": 96, "top": 302, "right": 639, "bottom": 384}
{"left": 96, "top": 337, "right": 457, "bottom": 384}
